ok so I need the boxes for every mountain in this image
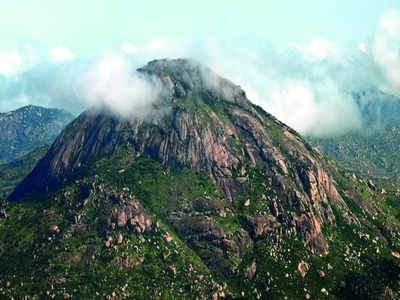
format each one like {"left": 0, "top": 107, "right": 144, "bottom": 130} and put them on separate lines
{"left": 2, "top": 59, "right": 400, "bottom": 299}
{"left": 0, "top": 105, "right": 74, "bottom": 164}
{"left": 309, "top": 91, "right": 400, "bottom": 184}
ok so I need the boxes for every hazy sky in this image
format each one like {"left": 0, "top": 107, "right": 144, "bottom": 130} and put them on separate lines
{"left": 1, "top": 1, "right": 400, "bottom": 138}
{"left": 1, "top": 0, "right": 399, "bottom": 55}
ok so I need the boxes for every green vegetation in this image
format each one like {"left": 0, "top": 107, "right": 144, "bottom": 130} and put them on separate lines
{"left": 0, "top": 145, "right": 48, "bottom": 198}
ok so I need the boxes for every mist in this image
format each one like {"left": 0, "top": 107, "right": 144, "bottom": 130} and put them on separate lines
{"left": 0, "top": 52, "right": 164, "bottom": 120}
{"left": 1, "top": 11, "right": 400, "bottom": 137}
{"left": 82, "top": 53, "right": 165, "bottom": 119}
{"left": 196, "top": 26, "right": 400, "bottom": 137}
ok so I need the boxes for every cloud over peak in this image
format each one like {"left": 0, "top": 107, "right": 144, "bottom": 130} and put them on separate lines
{"left": 358, "top": 42, "right": 367, "bottom": 53}
{"left": 48, "top": 47, "right": 76, "bottom": 62}
{"left": 288, "top": 38, "right": 338, "bottom": 61}
{"left": 373, "top": 10, "right": 400, "bottom": 95}
{"left": 0, "top": 51, "right": 21, "bottom": 75}
{"left": 82, "top": 53, "right": 163, "bottom": 119}
{"left": 122, "top": 43, "right": 140, "bottom": 54}
{"left": 380, "top": 10, "right": 400, "bottom": 36}
{"left": 2, "top": 10, "right": 400, "bottom": 138}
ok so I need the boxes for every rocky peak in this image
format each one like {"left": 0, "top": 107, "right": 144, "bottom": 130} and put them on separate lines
{"left": 138, "top": 58, "right": 250, "bottom": 108}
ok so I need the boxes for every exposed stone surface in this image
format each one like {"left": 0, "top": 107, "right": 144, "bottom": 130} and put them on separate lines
{"left": 297, "top": 261, "right": 310, "bottom": 278}
{"left": 192, "top": 197, "right": 225, "bottom": 213}
{"left": 117, "top": 234, "right": 123, "bottom": 244}
{"left": 321, "top": 288, "right": 329, "bottom": 296}
{"left": 169, "top": 214, "right": 252, "bottom": 274}
{"left": 107, "top": 199, "right": 152, "bottom": 233}
{"left": 243, "top": 215, "right": 279, "bottom": 238}
{"left": 49, "top": 225, "right": 59, "bottom": 232}
{"left": 169, "top": 265, "right": 177, "bottom": 275}
{"left": 246, "top": 260, "right": 257, "bottom": 280}
{"left": 164, "top": 232, "right": 173, "bottom": 243}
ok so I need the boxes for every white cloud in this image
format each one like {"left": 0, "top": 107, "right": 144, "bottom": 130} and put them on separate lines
{"left": 358, "top": 42, "right": 367, "bottom": 53}
{"left": 288, "top": 42, "right": 302, "bottom": 51}
{"left": 0, "top": 51, "right": 21, "bottom": 75}
{"left": 48, "top": 47, "right": 76, "bottom": 62}
{"left": 2, "top": 10, "right": 400, "bottom": 136}
{"left": 122, "top": 43, "right": 140, "bottom": 54}
{"left": 372, "top": 11, "right": 400, "bottom": 95}
{"left": 267, "top": 81, "right": 318, "bottom": 133}
{"left": 306, "top": 38, "right": 338, "bottom": 60}
{"left": 380, "top": 11, "right": 400, "bottom": 36}
{"left": 82, "top": 53, "right": 163, "bottom": 119}
{"left": 289, "top": 38, "right": 338, "bottom": 61}
{"left": 132, "top": 36, "right": 191, "bottom": 60}
{"left": 147, "top": 37, "right": 170, "bottom": 51}
{"left": 201, "top": 38, "right": 365, "bottom": 137}
{"left": 265, "top": 79, "right": 362, "bottom": 137}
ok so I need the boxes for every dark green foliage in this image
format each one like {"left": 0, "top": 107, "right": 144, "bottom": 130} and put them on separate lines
{"left": 336, "top": 258, "right": 400, "bottom": 299}
{"left": 0, "top": 145, "right": 48, "bottom": 198}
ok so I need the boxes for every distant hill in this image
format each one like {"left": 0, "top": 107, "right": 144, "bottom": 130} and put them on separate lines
{"left": 0, "top": 105, "right": 74, "bottom": 164}
{"left": 308, "top": 91, "right": 400, "bottom": 185}
{"left": 309, "top": 127, "right": 400, "bottom": 183}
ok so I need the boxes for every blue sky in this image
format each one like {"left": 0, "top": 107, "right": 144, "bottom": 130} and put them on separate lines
{"left": 1, "top": 0, "right": 399, "bottom": 55}
{"left": 1, "top": 1, "right": 400, "bottom": 138}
